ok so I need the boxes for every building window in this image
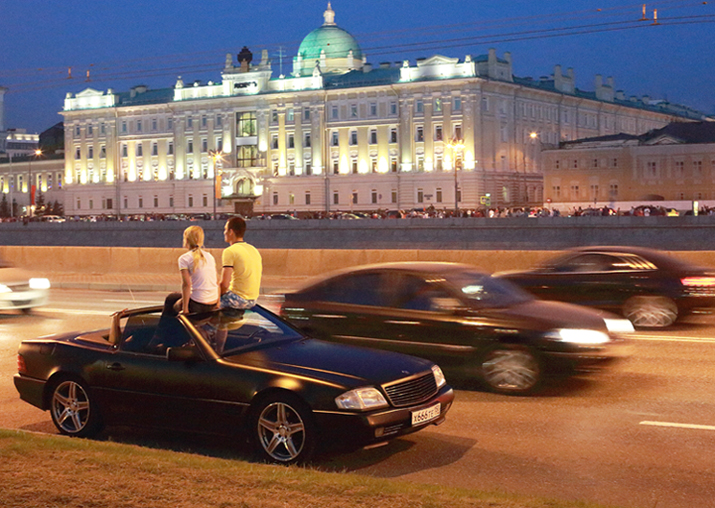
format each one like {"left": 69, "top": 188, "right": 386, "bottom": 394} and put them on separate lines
{"left": 202, "top": 139, "right": 208, "bottom": 152}
{"left": 152, "top": 119, "right": 158, "bottom": 131}
{"left": 217, "top": 137, "right": 223, "bottom": 152}
{"left": 187, "top": 140, "right": 193, "bottom": 153}
{"left": 203, "top": 194, "right": 208, "bottom": 207}
{"left": 237, "top": 112, "right": 257, "bottom": 137}
{"left": 138, "top": 196, "right": 143, "bottom": 209}
{"left": 331, "top": 131, "right": 339, "bottom": 146}
{"left": 647, "top": 161, "right": 657, "bottom": 178}
{"left": 415, "top": 101, "right": 423, "bottom": 114}
{"left": 371, "top": 158, "right": 378, "bottom": 173}
{"left": 88, "top": 146, "right": 94, "bottom": 159}
{"left": 287, "top": 134, "right": 295, "bottom": 149}
{"left": 331, "top": 105, "right": 338, "bottom": 119}
{"left": 391, "top": 189, "right": 397, "bottom": 203}
{"left": 609, "top": 184, "right": 618, "bottom": 199}
{"left": 573, "top": 159, "right": 578, "bottom": 169}
{"left": 350, "top": 104, "right": 358, "bottom": 118}
{"left": 122, "top": 121, "right": 127, "bottom": 133}
{"left": 370, "top": 103, "right": 377, "bottom": 117}
{"left": 216, "top": 115, "right": 222, "bottom": 127}
{"left": 333, "top": 191, "right": 339, "bottom": 205}
{"left": 612, "top": 158, "right": 618, "bottom": 167}
{"left": 124, "top": 196, "right": 128, "bottom": 208}
{"left": 168, "top": 118, "right": 173, "bottom": 130}
{"left": 391, "top": 157, "right": 398, "bottom": 173}
{"left": 352, "top": 191, "right": 358, "bottom": 204}
{"left": 351, "top": 159, "right": 358, "bottom": 174}
{"left": 434, "top": 98, "right": 442, "bottom": 113}
{"left": 694, "top": 160, "right": 703, "bottom": 177}
{"left": 453, "top": 97, "right": 462, "bottom": 111}
{"left": 417, "top": 189, "right": 424, "bottom": 203}
{"left": 436, "top": 188, "right": 442, "bottom": 202}
{"left": 237, "top": 145, "right": 259, "bottom": 168}
{"left": 434, "top": 125, "right": 443, "bottom": 141}
{"left": 305, "top": 161, "right": 312, "bottom": 175}
{"left": 304, "top": 108, "right": 311, "bottom": 121}
{"left": 136, "top": 120, "right": 142, "bottom": 133}
{"left": 570, "top": 185, "right": 579, "bottom": 199}
{"left": 675, "top": 161, "right": 684, "bottom": 178}
{"left": 136, "top": 144, "right": 143, "bottom": 157}
{"left": 390, "top": 102, "right": 397, "bottom": 115}
{"left": 169, "top": 196, "right": 174, "bottom": 207}
{"left": 390, "top": 128, "right": 398, "bottom": 143}
{"left": 152, "top": 142, "right": 158, "bottom": 156}
{"left": 590, "top": 184, "right": 599, "bottom": 200}
{"left": 305, "top": 191, "right": 311, "bottom": 205}
{"left": 333, "top": 160, "right": 339, "bottom": 174}
{"left": 100, "top": 123, "right": 106, "bottom": 135}
{"left": 271, "top": 135, "right": 279, "bottom": 150}
{"left": 273, "top": 193, "right": 278, "bottom": 205}
{"left": 304, "top": 133, "right": 311, "bottom": 148}
{"left": 553, "top": 186, "right": 561, "bottom": 199}
{"left": 74, "top": 147, "right": 81, "bottom": 160}
{"left": 454, "top": 125, "right": 462, "bottom": 140}
{"left": 288, "top": 161, "right": 295, "bottom": 176}
{"left": 74, "top": 125, "right": 81, "bottom": 137}
{"left": 350, "top": 131, "right": 358, "bottom": 145}
{"left": 87, "top": 124, "right": 93, "bottom": 136}
{"left": 187, "top": 117, "right": 193, "bottom": 129}
{"left": 154, "top": 195, "right": 159, "bottom": 207}
{"left": 593, "top": 159, "right": 599, "bottom": 168}
{"left": 416, "top": 126, "right": 424, "bottom": 142}
{"left": 188, "top": 195, "right": 193, "bottom": 207}
{"left": 168, "top": 142, "right": 174, "bottom": 155}
{"left": 371, "top": 189, "right": 378, "bottom": 204}
{"left": 417, "top": 156, "right": 424, "bottom": 171}
{"left": 369, "top": 129, "right": 377, "bottom": 145}
{"left": 286, "top": 108, "right": 294, "bottom": 123}
{"left": 201, "top": 115, "right": 207, "bottom": 128}
{"left": 435, "top": 155, "right": 443, "bottom": 171}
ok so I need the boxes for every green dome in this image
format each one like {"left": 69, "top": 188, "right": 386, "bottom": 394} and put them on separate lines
{"left": 298, "top": 25, "right": 362, "bottom": 61}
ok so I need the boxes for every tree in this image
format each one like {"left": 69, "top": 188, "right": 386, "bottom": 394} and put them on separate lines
{"left": 51, "top": 200, "right": 64, "bottom": 216}
{"left": 0, "top": 194, "right": 8, "bottom": 218}
{"left": 35, "top": 188, "right": 46, "bottom": 216}
{"left": 12, "top": 199, "right": 18, "bottom": 217}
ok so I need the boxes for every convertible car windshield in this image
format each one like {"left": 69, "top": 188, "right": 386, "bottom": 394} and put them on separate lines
{"left": 189, "top": 307, "right": 304, "bottom": 356}
{"left": 442, "top": 270, "right": 534, "bottom": 308}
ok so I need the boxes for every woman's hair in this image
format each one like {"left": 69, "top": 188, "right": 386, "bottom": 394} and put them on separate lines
{"left": 183, "top": 226, "right": 206, "bottom": 269}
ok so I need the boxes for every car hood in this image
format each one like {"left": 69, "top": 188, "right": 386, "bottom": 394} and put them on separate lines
{"left": 0, "top": 266, "right": 35, "bottom": 285}
{"left": 223, "top": 338, "right": 435, "bottom": 388}
{"left": 481, "top": 299, "right": 613, "bottom": 332}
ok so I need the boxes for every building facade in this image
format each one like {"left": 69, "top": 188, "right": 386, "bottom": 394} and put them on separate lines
{"left": 542, "top": 122, "right": 715, "bottom": 211}
{"left": 57, "top": 4, "right": 710, "bottom": 217}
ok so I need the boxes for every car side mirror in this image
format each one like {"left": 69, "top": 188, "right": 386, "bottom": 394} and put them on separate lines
{"left": 167, "top": 346, "right": 202, "bottom": 363}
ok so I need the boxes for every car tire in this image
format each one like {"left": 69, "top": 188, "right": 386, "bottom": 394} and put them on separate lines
{"left": 251, "top": 393, "right": 316, "bottom": 465}
{"left": 480, "top": 345, "right": 542, "bottom": 395}
{"left": 49, "top": 377, "right": 102, "bottom": 437}
{"left": 623, "top": 295, "right": 678, "bottom": 328}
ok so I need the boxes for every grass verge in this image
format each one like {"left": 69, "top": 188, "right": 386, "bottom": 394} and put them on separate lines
{"left": 0, "top": 429, "right": 622, "bottom": 508}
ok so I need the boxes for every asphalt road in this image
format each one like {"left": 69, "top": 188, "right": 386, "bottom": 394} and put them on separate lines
{"left": 2, "top": 289, "right": 715, "bottom": 508}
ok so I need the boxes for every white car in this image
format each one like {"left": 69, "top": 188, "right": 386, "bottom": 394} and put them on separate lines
{"left": 0, "top": 258, "right": 50, "bottom": 313}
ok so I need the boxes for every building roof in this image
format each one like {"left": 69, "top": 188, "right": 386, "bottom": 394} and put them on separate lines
{"left": 643, "top": 121, "right": 715, "bottom": 144}
{"left": 115, "top": 87, "right": 174, "bottom": 107}
{"left": 297, "top": 3, "right": 362, "bottom": 62}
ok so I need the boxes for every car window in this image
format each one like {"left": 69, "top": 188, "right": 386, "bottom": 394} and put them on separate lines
{"left": 119, "top": 312, "right": 194, "bottom": 355}
{"left": 442, "top": 271, "right": 533, "bottom": 308}
{"left": 190, "top": 307, "right": 303, "bottom": 356}
{"left": 555, "top": 253, "right": 621, "bottom": 273}
{"left": 390, "top": 274, "right": 456, "bottom": 311}
{"left": 314, "top": 272, "right": 388, "bottom": 307}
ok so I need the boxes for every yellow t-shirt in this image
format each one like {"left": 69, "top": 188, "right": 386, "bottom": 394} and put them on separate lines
{"left": 222, "top": 242, "right": 262, "bottom": 300}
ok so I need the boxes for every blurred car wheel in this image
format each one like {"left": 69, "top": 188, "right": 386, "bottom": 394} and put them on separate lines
{"left": 252, "top": 393, "right": 316, "bottom": 464}
{"left": 623, "top": 296, "right": 678, "bottom": 328}
{"left": 481, "top": 346, "right": 541, "bottom": 395}
{"left": 50, "top": 378, "right": 102, "bottom": 437}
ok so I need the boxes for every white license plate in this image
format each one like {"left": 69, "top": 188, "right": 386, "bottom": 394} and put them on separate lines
{"left": 411, "top": 403, "right": 441, "bottom": 426}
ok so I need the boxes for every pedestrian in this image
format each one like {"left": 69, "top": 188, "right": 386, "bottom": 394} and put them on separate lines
{"left": 174, "top": 225, "right": 219, "bottom": 314}
{"left": 220, "top": 216, "right": 262, "bottom": 310}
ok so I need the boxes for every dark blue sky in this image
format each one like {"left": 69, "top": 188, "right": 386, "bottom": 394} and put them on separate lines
{"left": 2, "top": 0, "right": 714, "bottom": 134}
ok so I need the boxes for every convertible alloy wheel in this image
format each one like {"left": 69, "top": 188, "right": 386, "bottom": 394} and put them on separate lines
{"left": 623, "top": 296, "right": 678, "bottom": 328}
{"left": 50, "top": 379, "right": 101, "bottom": 437}
{"left": 253, "top": 395, "right": 316, "bottom": 464}
{"left": 481, "top": 347, "right": 541, "bottom": 395}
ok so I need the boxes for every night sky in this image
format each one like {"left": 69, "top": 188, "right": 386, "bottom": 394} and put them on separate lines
{"left": 2, "top": 0, "right": 714, "bottom": 134}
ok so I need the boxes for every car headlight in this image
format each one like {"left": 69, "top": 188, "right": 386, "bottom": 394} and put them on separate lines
{"left": 0, "top": 284, "right": 11, "bottom": 293}
{"left": 546, "top": 329, "right": 611, "bottom": 345}
{"left": 603, "top": 318, "right": 635, "bottom": 333}
{"left": 29, "top": 278, "right": 51, "bottom": 290}
{"left": 335, "top": 387, "right": 389, "bottom": 411}
{"left": 432, "top": 365, "right": 446, "bottom": 388}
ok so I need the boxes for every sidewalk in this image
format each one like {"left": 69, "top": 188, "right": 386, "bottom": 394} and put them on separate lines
{"left": 46, "top": 272, "right": 310, "bottom": 295}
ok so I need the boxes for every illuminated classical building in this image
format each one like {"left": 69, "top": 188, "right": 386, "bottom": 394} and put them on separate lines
{"left": 59, "top": 3, "right": 710, "bottom": 217}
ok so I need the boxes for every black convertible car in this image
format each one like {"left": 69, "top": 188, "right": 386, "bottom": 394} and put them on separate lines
{"left": 14, "top": 305, "right": 453, "bottom": 464}
{"left": 497, "top": 246, "right": 715, "bottom": 328}
{"left": 280, "top": 262, "right": 633, "bottom": 395}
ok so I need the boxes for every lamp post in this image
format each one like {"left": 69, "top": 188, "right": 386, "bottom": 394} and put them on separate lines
{"left": 209, "top": 149, "right": 223, "bottom": 219}
{"left": 28, "top": 148, "right": 42, "bottom": 218}
{"left": 446, "top": 137, "right": 464, "bottom": 215}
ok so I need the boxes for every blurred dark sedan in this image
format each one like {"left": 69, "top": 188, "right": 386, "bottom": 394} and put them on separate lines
{"left": 280, "top": 262, "right": 633, "bottom": 395}
{"left": 496, "top": 246, "right": 715, "bottom": 328}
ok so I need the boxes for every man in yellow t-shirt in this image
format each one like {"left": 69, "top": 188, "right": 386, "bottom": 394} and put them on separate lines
{"left": 219, "top": 217, "right": 262, "bottom": 309}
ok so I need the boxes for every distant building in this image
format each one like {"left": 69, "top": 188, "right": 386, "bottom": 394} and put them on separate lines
{"left": 58, "top": 3, "right": 711, "bottom": 217}
{"left": 0, "top": 87, "right": 40, "bottom": 160}
{"left": 542, "top": 122, "right": 715, "bottom": 209}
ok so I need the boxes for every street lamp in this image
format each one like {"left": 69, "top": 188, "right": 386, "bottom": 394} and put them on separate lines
{"left": 28, "top": 148, "right": 42, "bottom": 217}
{"left": 446, "top": 137, "right": 464, "bottom": 214}
{"left": 209, "top": 149, "right": 223, "bottom": 219}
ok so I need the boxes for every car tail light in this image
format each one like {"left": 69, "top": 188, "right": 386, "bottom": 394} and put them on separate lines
{"left": 17, "top": 354, "right": 27, "bottom": 374}
{"left": 681, "top": 277, "right": 715, "bottom": 287}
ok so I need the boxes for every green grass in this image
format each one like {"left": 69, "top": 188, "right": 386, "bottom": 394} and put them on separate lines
{"left": 0, "top": 429, "right": 624, "bottom": 508}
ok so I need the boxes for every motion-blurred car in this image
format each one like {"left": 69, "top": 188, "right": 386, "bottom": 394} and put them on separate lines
{"left": 14, "top": 305, "right": 453, "bottom": 464}
{"left": 280, "top": 262, "right": 632, "bottom": 395}
{"left": 0, "top": 257, "right": 50, "bottom": 313}
{"left": 496, "top": 246, "right": 715, "bottom": 328}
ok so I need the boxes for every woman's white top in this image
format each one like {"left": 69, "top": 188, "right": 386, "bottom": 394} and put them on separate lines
{"left": 178, "top": 249, "right": 218, "bottom": 304}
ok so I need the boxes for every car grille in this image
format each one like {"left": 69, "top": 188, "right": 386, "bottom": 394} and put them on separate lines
{"left": 383, "top": 372, "right": 438, "bottom": 408}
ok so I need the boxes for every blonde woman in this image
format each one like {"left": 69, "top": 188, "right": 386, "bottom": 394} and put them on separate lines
{"left": 174, "top": 226, "right": 219, "bottom": 314}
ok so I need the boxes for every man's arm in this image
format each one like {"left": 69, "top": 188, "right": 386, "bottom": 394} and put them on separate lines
{"left": 220, "top": 267, "right": 232, "bottom": 295}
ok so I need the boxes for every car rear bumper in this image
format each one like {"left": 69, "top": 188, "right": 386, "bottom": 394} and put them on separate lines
{"left": 313, "top": 385, "right": 454, "bottom": 451}
{"left": 0, "top": 289, "right": 49, "bottom": 310}
{"left": 13, "top": 374, "right": 47, "bottom": 410}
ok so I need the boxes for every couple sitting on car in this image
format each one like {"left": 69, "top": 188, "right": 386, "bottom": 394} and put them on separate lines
{"left": 168, "top": 217, "right": 263, "bottom": 315}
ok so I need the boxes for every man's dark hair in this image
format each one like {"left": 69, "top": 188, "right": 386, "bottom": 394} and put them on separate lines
{"left": 226, "top": 216, "right": 246, "bottom": 238}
